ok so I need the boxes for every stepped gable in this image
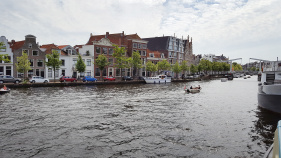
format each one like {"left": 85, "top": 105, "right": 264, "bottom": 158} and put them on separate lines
{"left": 142, "top": 36, "right": 169, "bottom": 51}
{"left": 40, "top": 44, "right": 59, "bottom": 54}
{"left": 10, "top": 40, "right": 25, "bottom": 51}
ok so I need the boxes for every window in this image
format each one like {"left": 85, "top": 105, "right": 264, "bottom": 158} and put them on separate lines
{"left": 141, "top": 44, "right": 147, "bottom": 49}
{"left": 68, "top": 49, "right": 72, "bottom": 55}
{"left": 149, "top": 53, "right": 154, "bottom": 58}
{"left": 103, "top": 48, "right": 107, "bottom": 54}
{"left": 138, "top": 50, "right": 141, "bottom": 55}
{"left": 96, "top": 47, "right": 101, "bottom": 54}
{"left": 6, "top": 66, "right": 11, "bottom": 76}
{"left": 28, "top": 69, "right": 33, "bottom": 78}
{"left": 18, "top": 72, "right": 24, "bottom": 78}
{"left": 87, "top": 59, "right": 91, "bottom": 66}
{"left": 116, "top": 68, "right": 121, "bottom": 77}
{"left": 55, "top": 69, "right": 59, "bottom": 77}
{"left": 37, "top": 60, "right": 43, "bottom": 67}
{"left": 133, "top": 43, "right": 137, "bottom": 48}
{"left": 108, "top": 58, "right": 113, "bottom": 66}
{"left": 127, "top": 68, "right": 130, "bottom": 76}
{"left": 161, "top": 53, "right": 165, "bottom": 58}
{"left": 0, "top": 44, "right": 6, "bottom": 52}
{"left": 138, "top": 44, "right": 141, "bottom": 48}
{"left": 95, "top": 68, "right": 100, "bottom": 76}
{"left": 73, "top": 58, "right": 77, "bottom": 66}
{"left": 48, "top": 68, "right": 52, "bottom": 77}
{"left": 32, "top": 50, "right": 38, "bottom": 56}
{"left": 29, "top": 59, "right": 33, "bottom": 67}
{"left": 22, "top": 49, "right": 28, "bottom": 55}
{"left": 108, "top": 48, "right": 113, "bottom": 55}
{"left": 29, "top": 43, "right": 32, "bottom": 48}
{"left": 61, "top": 59, "right": 65, "bottom": 66}
{"left": 4, "top": 56, "right": 11, "bottom": 63}
{"left": 86, "top": 71, "right": 91, "bottom": 76}
{"left": 142, "top": 51, "right": 146, "bottom": 56}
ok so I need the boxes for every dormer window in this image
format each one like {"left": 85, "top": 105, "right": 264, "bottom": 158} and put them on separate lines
{"left": 68, "top": 49, "right": 72, "bottom": 55}
{"left": 149, "top": 53, "right": 154, "bottom": 58}
{"left": 161, "top": 53, "right": 164, "bottom": 58}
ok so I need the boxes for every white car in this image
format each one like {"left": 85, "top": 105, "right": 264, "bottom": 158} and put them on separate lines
{"left": 29, "top": 76, "right": 49, "bottom": 83}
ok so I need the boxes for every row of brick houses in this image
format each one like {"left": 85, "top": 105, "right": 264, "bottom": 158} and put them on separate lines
{"left": 0, "top": 32, "right": 200, "bottom": 81}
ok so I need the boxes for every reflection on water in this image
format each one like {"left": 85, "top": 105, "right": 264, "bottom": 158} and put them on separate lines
{"left": 0, "top": 77, "right": 280, "bottom": 157}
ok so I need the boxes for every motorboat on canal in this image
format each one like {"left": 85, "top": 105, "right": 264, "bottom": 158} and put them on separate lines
{"left": 263, "top": 120, "right": 281, "bottom": 158}
{"left": 0, "top": 86, "right": 10, "bottom": 95}
{"left": 144, "top": 75, "right": 171, "bottom": 84}
{"left": 258, "top": 60, "right": 281, "bottom": 114}
{"left": 185, "top": 85, "right": 201, "bottom": 93}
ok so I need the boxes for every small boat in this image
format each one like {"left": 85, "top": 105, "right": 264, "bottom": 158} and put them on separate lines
{"left": 263, "top": 120, "right": 281, "bottom": 158}
{"left": 185, "top": 85, "right": 201, "bottom": 93}
{"left": 0, "top": 88, "right": 10, "bottom": 94}
{"left": 144, "top": 75, "right": 171, "bottom": 84}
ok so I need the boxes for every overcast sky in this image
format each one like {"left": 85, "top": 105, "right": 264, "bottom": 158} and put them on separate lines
{"left": 1, "top": 0, "right": 281, "bottom": 64}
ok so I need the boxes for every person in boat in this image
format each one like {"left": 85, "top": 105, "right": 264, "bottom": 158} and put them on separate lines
{"left": 1, "top": 85, "right": 7, "bottom": 91}
{"left": 190, "top": 86, "right": 192, "bottom": 89}
{"left": 194, "top": 85, "right": 201, "bottom": 89}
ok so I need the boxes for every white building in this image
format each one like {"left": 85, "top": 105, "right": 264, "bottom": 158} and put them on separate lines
{"left": 0, "top": 36, "right": 13, "bottom": 76}
{"left": 202, "top": 54, "right": 215, "bottom": 62}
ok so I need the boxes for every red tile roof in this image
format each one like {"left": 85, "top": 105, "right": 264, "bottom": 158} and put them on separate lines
{"left": 57, "top": 45, "right": 69, "bottom": 49}
{"left": 10, "top": 40, "right": 25, "bottom": 51}
{"left": 147, "top": 49, "right": 161, "bottom": 58}
{"left": 40, "top": 44, "right": 59, "bottom": 54}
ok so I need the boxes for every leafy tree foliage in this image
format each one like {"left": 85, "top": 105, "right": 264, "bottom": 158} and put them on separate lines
{"left": 157, "top": 60, "right": 170, "bottom": 73}
{"left": 76, "top": 54, "right": 86, "bottom": 78}
{"left": 146, "top": 61, "right": 158, "bottom": 77}
{"left": 0, "top": 42, "right": 10, "bottom": 63}
{"left": 112, "top": 45, "right": 131, "bottom": 69}
{"left": 95, "top": 54, "right": 109, "bottom": 80}
{"left": 131, "top": 51, "right": 142, "bottom": 76}
{"left": 199, "top": 59, "right": 212, "bottom": 74}
{"left": 16, "top": 52, "right": 31, "bottom": 79}
{"left": 45, "top": 50, "right": 62, "bottom": 82}
{"left": 172, "top": 62, "right": 181, "bottom": 79}
{"left": 190, "top": 64, "right": 197, "bottom": 74}
{"left": 180, "top": 60, "right": 189, "bottom": 74}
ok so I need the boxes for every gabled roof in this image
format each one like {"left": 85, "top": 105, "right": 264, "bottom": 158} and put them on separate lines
{"left": 142, "top": 36, "right": 169, "bottom": 51}
{"left": 40, "top": 44, "right": 60, "bottom": 54}
{"left": 57, "top": 45, "right": 69, "bottom": 50}
{"left": 10, "top": 40, "right": 25, "bottom": 51}
{"left": 147, "top": 49, "right": 161, "bottom": 58}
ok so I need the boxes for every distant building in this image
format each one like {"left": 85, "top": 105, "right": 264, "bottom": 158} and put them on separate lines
{"left": 0, "top": 36, "right": 13, "bottom": 76}
{"left": 10, "top": 35, "right": 46, "bottom": 78}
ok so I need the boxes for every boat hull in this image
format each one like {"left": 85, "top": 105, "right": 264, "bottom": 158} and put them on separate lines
{"left": 0, "top": 90, "right": 10, "bottom": 94}
{"left": 144, "top": 79, "right": 171, "bottom": 84}
{"left": 258, "top": 92, "right": 281, "bottom": 114}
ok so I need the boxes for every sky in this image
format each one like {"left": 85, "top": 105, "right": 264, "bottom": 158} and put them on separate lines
{"left": 1, "top": 0, "right": 281, "bottom": 64}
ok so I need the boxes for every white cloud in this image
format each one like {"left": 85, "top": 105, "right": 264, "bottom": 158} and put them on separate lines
{"left": 1, "top": 0, "right": 281, "bottom": 63}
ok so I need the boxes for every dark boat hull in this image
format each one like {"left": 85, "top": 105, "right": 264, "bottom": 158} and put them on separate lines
{"left": 258, "top": 92, "right": 281, "bottom": 114}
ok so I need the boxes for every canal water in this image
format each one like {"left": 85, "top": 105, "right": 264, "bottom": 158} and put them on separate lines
{"left": 0, "top": 76, "right": 280, "bottom": 157}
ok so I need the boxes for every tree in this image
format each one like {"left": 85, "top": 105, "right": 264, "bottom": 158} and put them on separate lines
{"left": 199, "top": 59, "right": 212, "bottom": 74}
{"left": 16, "top": 52, "right": 31, "bottom": 79}
{"left": 180, "top": 60, "right": 189, "bottom": 76}
{"left": 0, "top": 42, "right": 10, "bottom": 63}
{"left": 222, "top": 62, "right": 230, "bottom": 72}
{"left": 95, "top": 54, "right": 109, "bottom": 80}
{"left": 190, "top": 64, "right": 197, "bottom": 74}
{"left": 146, "top": 61, "right": 158, "bottom": 77}
{"left": 172, "top": 62, "right": 181, "bottom": 79}
{"left": 76, "top": 54, "right": 86, "bottom": 79}
{"left": 132, "top": 51, "right": 142, "bottom": 76}
{"left": 112, "top": 45, "right": 132, "bottom": 76}
{"left": 45, "top": 50, "right": 62, "bottom": 82}
{"left": 157, "top": 59, "right": 170, "bottom": 74}
{"left": 212, "top": 62, "right": 220, "bottom": 74}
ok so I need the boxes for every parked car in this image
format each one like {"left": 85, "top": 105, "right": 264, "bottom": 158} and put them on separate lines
{"left": 59, "top": 76, "right": 77, "bottom": 82}
{"left": 122, "top": 76, "right": 133, "bottom": 81}
{"left": 104, "top": 76, "right": 116, "bottom": 81}
{"left": 138, "top": 76, "right": 145, "bottom": 80}
{"left": 29, "top": 76, "right": 49, "bottom": 83}
{"left": 0, "top": 75, "right": 22, "bottom": 84}
{"left": 185, "top": 75, "right": 194, "bottom": 79}
{"left": 82, "top": 76, "right": 97, "bottom": 82}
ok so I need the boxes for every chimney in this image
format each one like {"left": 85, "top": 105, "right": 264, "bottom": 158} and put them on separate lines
{"left": 122, "top": 31, "right": 124, "bottom": 36}
{"left": 106, "top": 32, "right": 109, "bottom": 38}
{"left": 11, "top": 40, "right": 15, "bottom": 44}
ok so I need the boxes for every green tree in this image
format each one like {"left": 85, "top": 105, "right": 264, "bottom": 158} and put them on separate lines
{"left": 112, "top": 45, "right": 130, "bottom": 69}
{"left": 157, "top": 59, "right": 170, "bottom": 74}
{"left": 199, "top": 59, "right": 212, "bottom": 74}
{"left": 0, "top": 42, "right": 10, "bottom": 63}
{"left": 146, "top": 61, "right": 158, "bottom": 77}
{"left": 222, "top": 62, "right": 230, "bottom": 72}
{"left": 212, "top": 62, "right": 220, "bottom": 74}
{"left": 190, "top": 64, "right": 197, "bottom": 74}
{"left": 95, "top": 54, "right": 109, "bottom": 80}
{"left": 172, "top": 62, "right": 181, "bottom": 79}
{"left": 180, "top": 60, "right": 189, "bottom": 76}
{"left": 16, "top": 52, "right": 31, "bottom": 79}
{"left": 45, "top": 50, "right": 62, "bottom": 82}
{"left": 76, "top": 54, "right": 86, "bottom": 79}
{"left": 132, "top": 51, "right": 142, "bottom": 76}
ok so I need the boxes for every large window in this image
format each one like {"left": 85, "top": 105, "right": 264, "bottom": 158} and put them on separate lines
{"left": 61, "top": 59, "right": 65, "bottom": 66}
{"left": 108, "top": 48, "right": 113, "bottom": 55}
{"left": 103, "top": 48, "right": 107, "bottom": 54}
{"left": 142, "top": 51, "right": 146, "bottom": 56}
{"left": 96, "top": 47, "right": 101, "bottom": 54}
{"left": 116, "top": 68, "right": 121, "bottom": 77}
{"left": 87, "top": 59, "right": 91, "bottom": 66}
{"left": 149, "top": 53, "right": 154, "bottom": 58}
{"left": 32, "top": 50, "right": 38, "bottom": 56}
{"left": 48, "top": 68, "right": 52, "bottom": 77}
{"left": 29, "top": 59, "right": 33, "bottom": 67}
{"left": 6, "top": 66, "right": 11, "bottom": 76}
{"left": 86, "top": 71, "right": 91, "bottom": 76}
{"left": 102, "top": 69, "right": 106, "bottom": 76}
{"left": 133, "top": 43, "right": 137, "bottom": 48}
{"left": 108, "top": 68, "right": 113, "bottom": 76}
{"left": 28, "top": 69, "right": 33, "bottom": 78}
{"left": 37, "top": 60, "right": 43, "bottom": 67}
{"left": 22, "top": 49, "right": 28, "bottom": 55}
{"left": 73, "top": 58, "right": 77, "bottom": 66}
{"left": 95, "top": 68, "right": 100, "bottom": 76}
{"left": 141, "top": 44, "right": 147, "bottom": 49}
{"left": 127, "top": 68, "right": 130, "bottom": 76}
{"left": 108, "top": 58, "right": 113, "bottom": 66}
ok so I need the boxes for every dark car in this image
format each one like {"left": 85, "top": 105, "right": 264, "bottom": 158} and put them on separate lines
{"left": 122, "top": 76, "right": 133, "bottom": 81}
{"left": 82, "top": 76, "right": 97, "bottom": 82}
{"left": 59, "top": 76, "right": 77, "bottom": 82}
{"left": 0, "top": 75, "right": 22, "bottom": 84}
{"left": 138, "top": 76, "right": 145, "bottom": 80}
